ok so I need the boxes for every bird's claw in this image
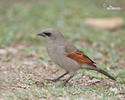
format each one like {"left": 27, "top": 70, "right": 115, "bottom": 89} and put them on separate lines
{"left": 45, "top": 78, "right": 59, "bottom": 82}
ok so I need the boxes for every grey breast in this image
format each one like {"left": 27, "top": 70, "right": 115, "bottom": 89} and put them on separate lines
{"left": 46, "top": 42, "right": 80, "bottom": 72}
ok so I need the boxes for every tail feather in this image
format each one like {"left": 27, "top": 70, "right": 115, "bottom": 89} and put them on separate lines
{"left": 89, "top": 65, "right": 116, "bottom": 81}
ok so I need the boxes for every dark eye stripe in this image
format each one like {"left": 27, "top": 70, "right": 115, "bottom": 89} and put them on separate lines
{"left": 44, "top": 32, "right": 51, "bottom": 37}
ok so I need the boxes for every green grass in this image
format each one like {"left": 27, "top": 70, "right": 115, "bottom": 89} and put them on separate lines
{"left": 0, "top": 0, "right": 125, "bottom": 100}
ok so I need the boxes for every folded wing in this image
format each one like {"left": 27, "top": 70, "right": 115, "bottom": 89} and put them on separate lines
{"left": 67, "top": 50, "right": 95, "bottom": 65}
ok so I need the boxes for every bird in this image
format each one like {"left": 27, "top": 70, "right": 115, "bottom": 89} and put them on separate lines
{"left": 37, "top": 28, "right": 116, "bottom": 86}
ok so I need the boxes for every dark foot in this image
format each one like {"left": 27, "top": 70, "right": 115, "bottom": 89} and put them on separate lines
{"left": 45, "top": 72, "right": 69, "bottom": 82}
{"left": 45, "top": 78, "right": 59, "bottom": 82}
{"left": 62, "top": 75, "right": 74, "bottom": 86}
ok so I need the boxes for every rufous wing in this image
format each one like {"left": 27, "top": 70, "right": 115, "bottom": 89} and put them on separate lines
{"left": 67, "top": 50, "right": 95, "bottom": 65}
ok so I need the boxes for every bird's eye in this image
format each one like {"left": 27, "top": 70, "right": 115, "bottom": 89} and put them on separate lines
{"left": 44, "top": 32, "right": 51, "bottom": 37}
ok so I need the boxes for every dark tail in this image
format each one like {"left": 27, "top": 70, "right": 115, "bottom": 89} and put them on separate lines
{"left": 90, "top": 65, "right": 116, "bottom": 81}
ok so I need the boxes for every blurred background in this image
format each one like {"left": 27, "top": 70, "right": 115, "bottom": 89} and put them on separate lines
{"left": 0, "top": 0, "right": 125, "bottom": 100}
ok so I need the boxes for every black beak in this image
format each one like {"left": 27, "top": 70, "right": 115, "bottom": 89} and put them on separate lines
{"left": 37, "top": 32, "right": 46, "bottom": 37}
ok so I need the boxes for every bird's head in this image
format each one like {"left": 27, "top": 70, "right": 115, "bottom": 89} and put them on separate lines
{"left": 38, "top": 28, "right": 64, "bottom": 41}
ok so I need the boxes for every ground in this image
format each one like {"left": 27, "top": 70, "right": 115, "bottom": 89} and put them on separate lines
{"left": 0, "top": 0, "right": 125, "bottom": 100}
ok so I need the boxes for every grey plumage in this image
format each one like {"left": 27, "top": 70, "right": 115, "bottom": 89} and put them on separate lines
{"left": 38, "top": 28, "right": 116, "bottom": 86}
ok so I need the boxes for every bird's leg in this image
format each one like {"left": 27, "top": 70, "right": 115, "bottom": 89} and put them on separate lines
{"left": 63, "top": 74, "right": 74, "bottom": 86}
{"left": 45, "top": 72, "right": 69, "bottom": 82}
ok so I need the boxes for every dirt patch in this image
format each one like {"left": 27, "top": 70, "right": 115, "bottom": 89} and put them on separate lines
{"left": 0, "top": 43, "right": 125, "bottom": 100}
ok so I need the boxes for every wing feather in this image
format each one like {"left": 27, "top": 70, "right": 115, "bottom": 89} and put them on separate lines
{"left": 67, "top": 50, "right": 95, "bottom": 65}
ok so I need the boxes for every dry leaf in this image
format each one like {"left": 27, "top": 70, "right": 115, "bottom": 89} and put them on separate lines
{"left": 84, "top": 18, "right": 124, "bottom": 31}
